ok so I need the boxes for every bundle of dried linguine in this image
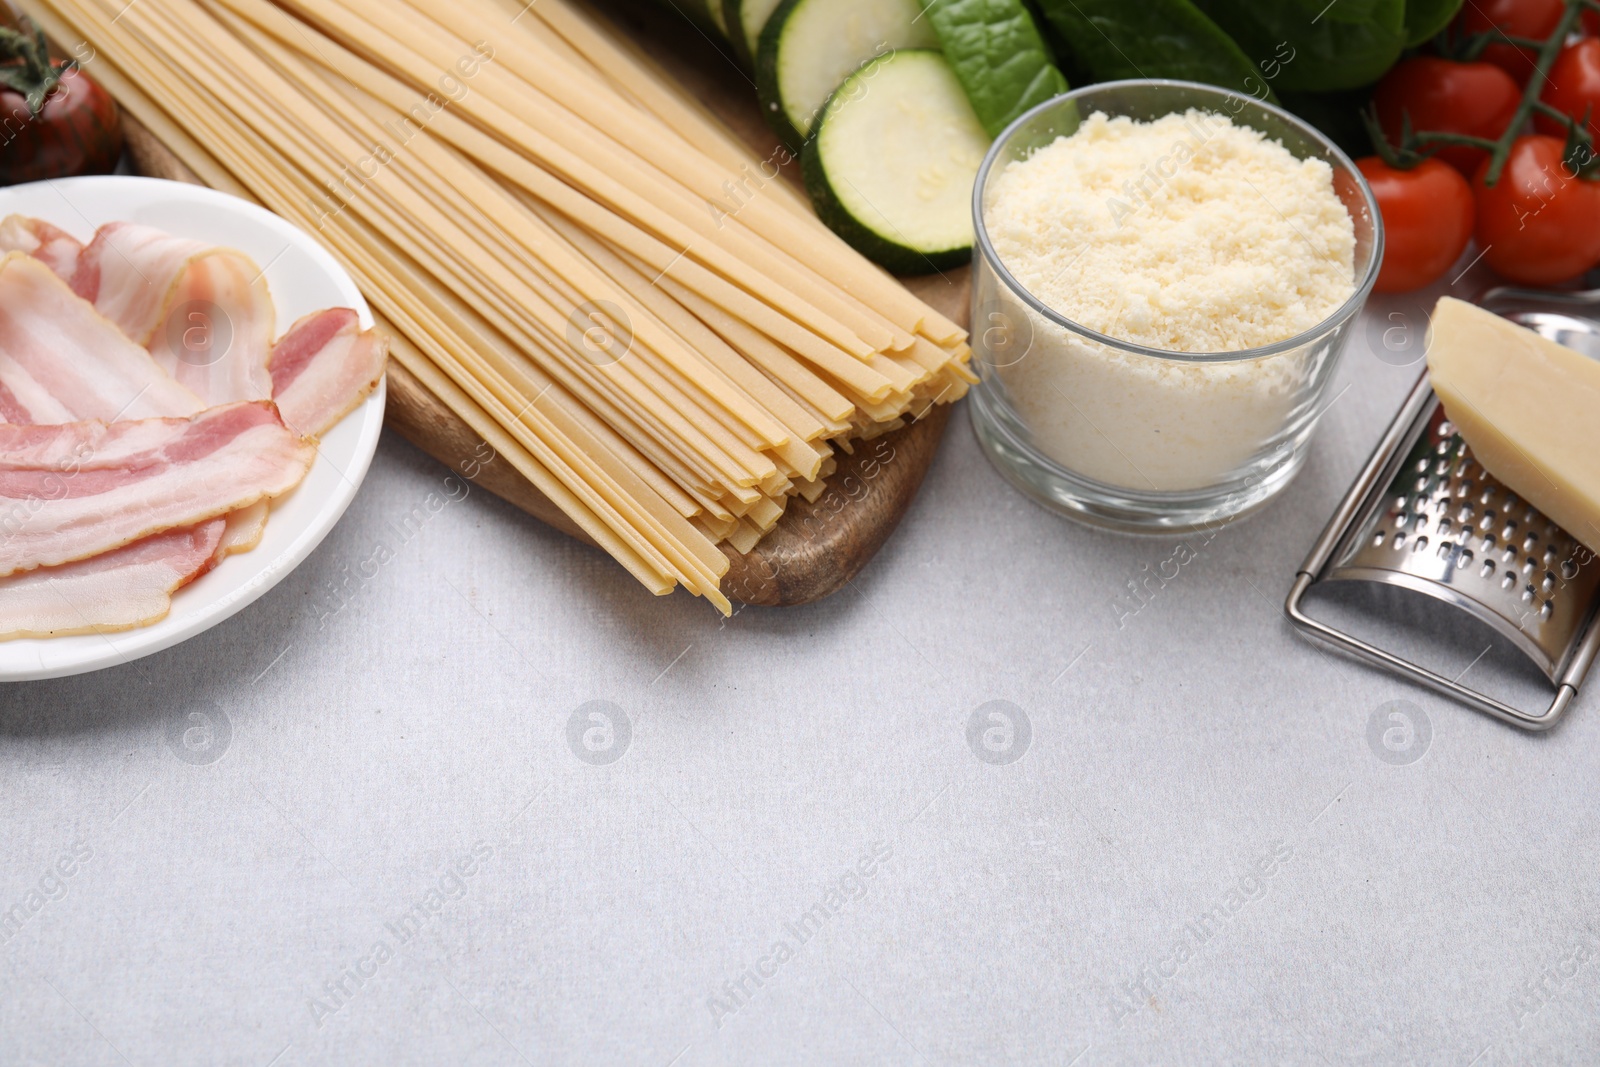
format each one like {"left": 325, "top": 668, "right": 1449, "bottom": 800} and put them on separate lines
{"left": 22, "top": 0, "right": 972, "bottom": 611}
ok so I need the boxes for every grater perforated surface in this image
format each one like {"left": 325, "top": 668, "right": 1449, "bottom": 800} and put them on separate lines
{"left": 1327, "top": 401, "right": 1600, "bottom": 679}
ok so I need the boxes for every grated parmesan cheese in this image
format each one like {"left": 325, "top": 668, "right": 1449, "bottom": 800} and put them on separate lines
{"left": 987, "top": 110, "right": 1355, "bottom": 353}
{"left": 978, "top": 110, "right": 1359, "bottom": 492}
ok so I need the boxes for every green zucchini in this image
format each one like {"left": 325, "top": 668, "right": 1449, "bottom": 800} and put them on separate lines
{"left": 703, "top": 0, "right": 731, "bottom": 39}
{"left": 723, "top": 0, "right": 785, "bottom": 67}
{"left": 755, "top": 0, "right": 937, "bottom": 148}
{"left": 801, "top": 50, "right": 989, "bottom": 274}
{"left": 923, "top": 0, "right": 1068, "bottom": 137}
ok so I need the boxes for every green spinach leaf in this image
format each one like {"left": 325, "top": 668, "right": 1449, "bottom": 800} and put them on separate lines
{"left": 926, "top": 0, "right": 1069, "bottom": 137}
{"left": 1031, "top": 0, "right": 1266, "bottom": 100}
{"left": 1192, "top": 0, "right": 1407, "bottom": 92}
{"left": 1403, "top": 0, "right": 1464, "bottom": 45}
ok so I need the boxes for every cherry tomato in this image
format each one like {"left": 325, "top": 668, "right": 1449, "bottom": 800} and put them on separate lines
{"left": 1357, "top": 157, "right": 1476, "bottom": 292}
{"left": 1473, "top": 135, "right": 1600, "bottom": 285}
{"left": 1535, "top": 39, "right": 1600, "bottom": 142}
{"left": 1374, "top": 58, "right": 1522, "bottom": 176}
{"left": 0, "top": 64, "right": 123, "bottom": 186}
{"left": 1457, "top": 0, "right": 1565, "bottom": 83}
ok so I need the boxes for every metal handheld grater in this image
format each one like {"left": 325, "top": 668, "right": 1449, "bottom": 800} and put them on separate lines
{"left": 1285, "top": 307, "right": 1600, "bottom": 731}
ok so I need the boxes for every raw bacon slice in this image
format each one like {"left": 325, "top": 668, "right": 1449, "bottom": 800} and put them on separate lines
{"left": 0, "top": 214, "right": 83, "bottom": 279}
{"left": 145, "top": 244, "right": 276, "bottom": 406}
{"left": 2, "top": 217, "right": 370, "bottom": 423}
{"left": 0, "top": 252, "right": 205, "bottom": 424}
{"left": 0, "top": 401, "right": 315, "bottom": 577}
{"left": 3, "top": 219, "right": 276, "bottom": 394}
{"left": 269, "top": 308, "right": 387, "bottom": 437}
{"left": 0, "top": 253, "right": 250, "bottom": 635}
{"left": 0, "top": 468, "right": 266, "bottom": 644}
{"left": 72, "top": 221, "right": 277, "bottom": 405}
{"left": 71, "top": 221, "right": 213, "bottom": 341}
{"left": 0, "top": 215, "right": 379, "bottom": 639}
{"left": 218, "top": 499, "right": 268, "bottom": 557}
{"left": 0, "top": 520, "right": 225, "bottom": 640}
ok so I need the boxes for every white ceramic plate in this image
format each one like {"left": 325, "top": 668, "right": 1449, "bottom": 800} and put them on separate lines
{"left": 0, "top": 176, "right": 385, "bottom": 681}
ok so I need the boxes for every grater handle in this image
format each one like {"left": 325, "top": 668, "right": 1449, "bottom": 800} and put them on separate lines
{"left": 1284, "top": 573, "right": 1576, "bottom": 731}
{"left": 1477, "top": 284, "right": 1600, "bottom": 311}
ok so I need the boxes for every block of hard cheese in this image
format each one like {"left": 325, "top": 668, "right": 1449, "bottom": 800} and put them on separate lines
{"left": 1426, "top": 296, "right": 1600, "bottom": 555}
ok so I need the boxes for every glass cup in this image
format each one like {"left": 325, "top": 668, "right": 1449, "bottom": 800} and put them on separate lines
{"left": 968, "top": 80, "right": 1383, "bottom": 533}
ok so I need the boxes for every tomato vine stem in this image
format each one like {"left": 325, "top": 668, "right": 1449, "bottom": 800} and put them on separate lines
{"left": 0, "top": 19, "right": 70, "bottom": 116}
{"left": 1381, "top": 0, "right": 1596, "bottom": 185}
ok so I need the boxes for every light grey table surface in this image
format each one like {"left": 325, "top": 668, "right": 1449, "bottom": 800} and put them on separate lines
{"left": 2, "top": 296, "right": 1597, "bottom": 1067}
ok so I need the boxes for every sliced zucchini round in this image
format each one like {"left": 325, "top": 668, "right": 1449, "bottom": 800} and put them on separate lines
{"left": 802, "top": 49, "right": 989, "bottom": 274}
{"left": 755, "top": 0, "right": 936, "bottom": 149}
{"left": 703, "top": 0, "right": 731, "bottom": 40}
{"left": 724, "top": 0, "right": 785, "bottom": 68}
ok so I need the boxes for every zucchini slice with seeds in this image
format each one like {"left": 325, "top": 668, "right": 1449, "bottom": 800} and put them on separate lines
{"left": 755, "top": 0, "right": 937, "bottom": 148}
{"left": 801, "top": 49, "right": 989, "bottom": 274}
{"left": 704, "top": 0, "right": 731, "bottom": 39}
{"left": 723, "top": 0, "right": 785, "bottom": 67}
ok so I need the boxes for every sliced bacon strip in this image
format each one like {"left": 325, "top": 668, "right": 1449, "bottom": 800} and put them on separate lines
{"left": 218, "top": 499, "right": 269, "bottom": 557}
{"left": 269, "top": 308, "right": 388, "bottom": 437}
{"left": 0, "top": 252, "right": 205, "bottom": 424}
{"left": 0, "top": 252, "right": 242, "bottom": 635}
{"left": 58, "top": 221, "right": 276, "bottom": 406}
{"left": 0, "top": 520, "right": 225, "bottom": 640}
{"left": 0, "top": 214, "right": 83, "bottom": 280}
{"left": 0, "top": 378, "right": 35, "bottom": 425}
{"left": 0, "top": 401, "right": 315, "bottom": 577}
{"left": 72, "top": 221, "right": 213, "bottom": 342}
{"left": 0, "top": 459, "right": 267, "bottom": 644}
{"left": 146, "top": 246, "right": 276, "bottom": 406}
{"left": 0, "top": 219, "right": 379, "bottom": 637}
{"left": 2, "top": 217, "right": 373, "bottom": 426}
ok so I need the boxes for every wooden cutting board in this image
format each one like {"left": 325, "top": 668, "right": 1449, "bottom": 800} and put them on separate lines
{"left": 116, "top": 0, "right": 972, "bottom": 605}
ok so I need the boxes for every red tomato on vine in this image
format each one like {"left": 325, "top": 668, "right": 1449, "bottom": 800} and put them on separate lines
{"left": 1457, "top": 0, "right": 1566, "bottom": 84}
{"left": 1358, "top": 157, "right": 1476, "bottom": 292}
{"left": 1473, "top": 136, "right": 1600, "bottom": 285}
{"left": 1373, "top": 57, "right": 1522, "bottom": 176}
{"left": 0, "top": 23, "right": 122, "bottom": 186}
{"left": 1536, "top": 39, "right": 1600, "bottom": 143}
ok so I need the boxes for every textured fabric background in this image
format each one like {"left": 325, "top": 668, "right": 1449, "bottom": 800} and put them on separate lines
{"left": 1, "top": 298, "right": 1596, "bottom": 1065}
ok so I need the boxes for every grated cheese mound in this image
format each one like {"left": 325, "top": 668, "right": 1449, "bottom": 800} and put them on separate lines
{"left": 987, "top": 110, "right": 1356, "bottom": 353}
